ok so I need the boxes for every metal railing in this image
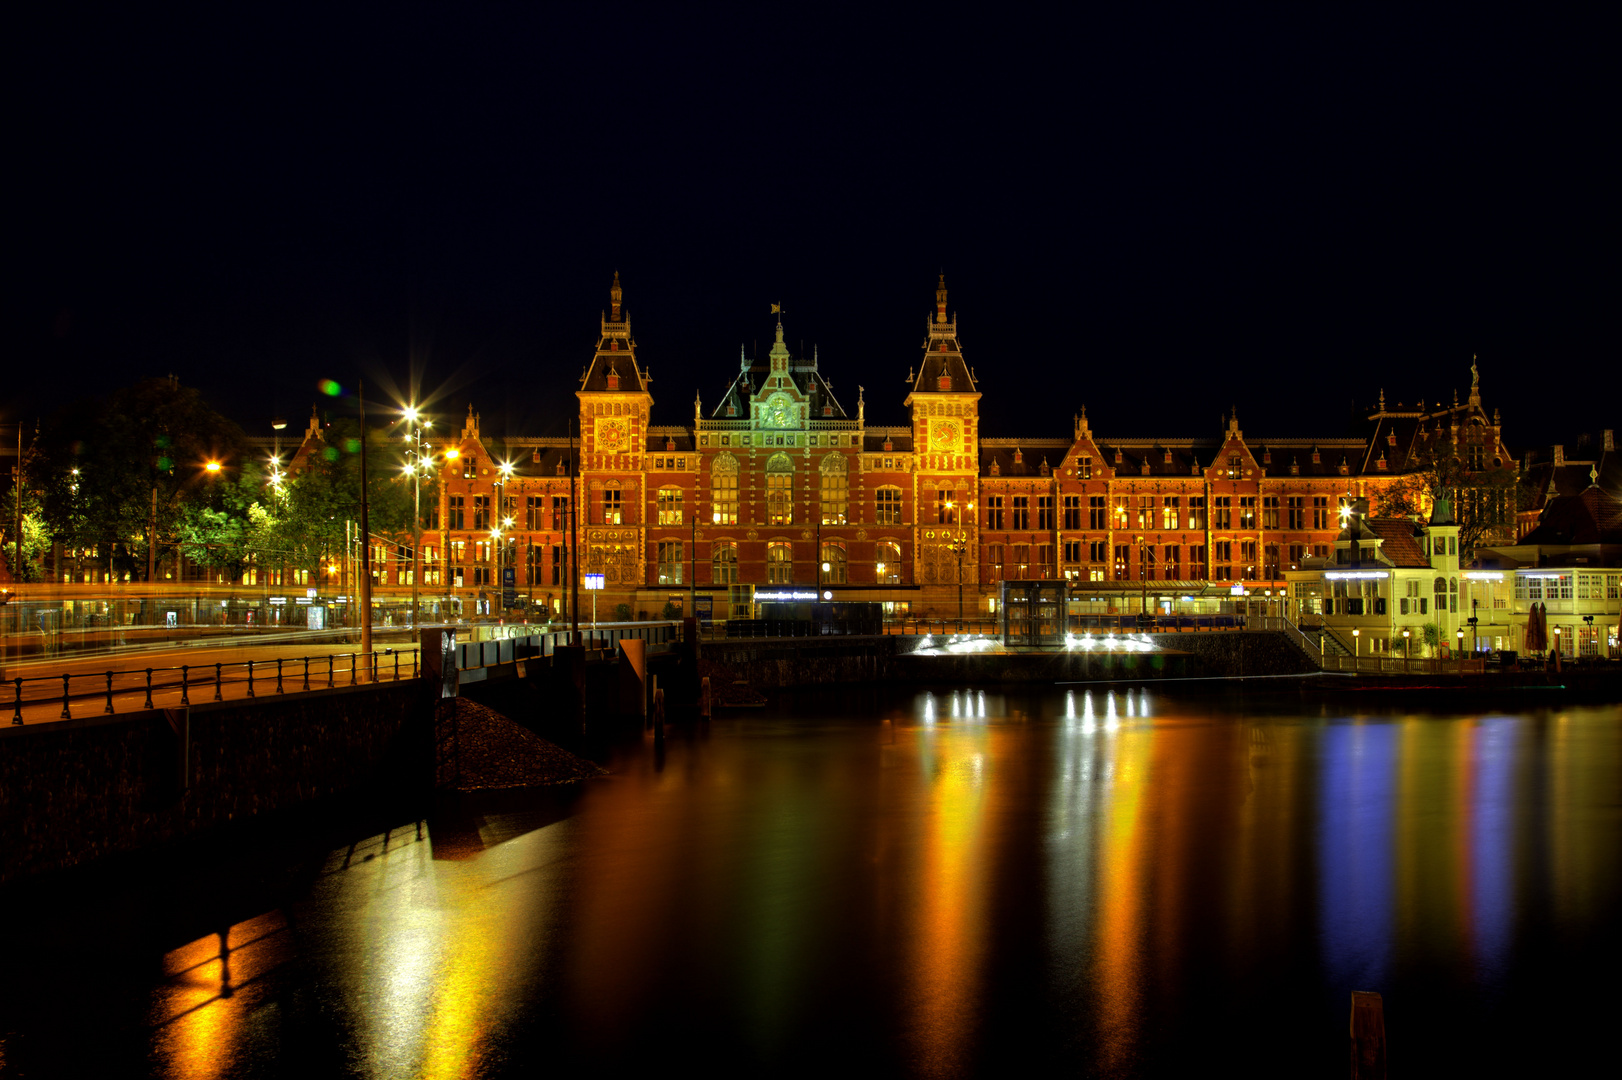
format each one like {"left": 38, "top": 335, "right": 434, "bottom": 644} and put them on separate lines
{"left": 455, "top": 622, "right": 682, "bottom": 675}
{"left": 1320, "top": 654, "right": 1487, "bottom": 675}
{"left": 10, "top": 648, "right": 420, "bottom": 724}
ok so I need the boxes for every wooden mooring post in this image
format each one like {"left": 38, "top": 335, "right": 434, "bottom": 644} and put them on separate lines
{"left": 1350, "top": 990, "right": 1386, "bottom": 1079}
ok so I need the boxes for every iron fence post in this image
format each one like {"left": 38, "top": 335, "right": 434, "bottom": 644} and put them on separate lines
{"left": 327, "top": 655, "right": 334, "bottom": 688}
{"left": 275, "top": 658, "right": 284, "bottom": 694}
{"left": 215, "top": 663, "right": 223, "bottom": 701}
{"left": 181, "top": 665, "right": 189, "bottom": 706}
{"left": 14, "top": 678, "right": 24, "bottom": 724}
{"left": 144, "top": 669, "right": 154, "bottom": 710}
{"left": 303, "top": 656, "right": 310, "bottom": 691}
{"left": 105, "top": 672, "right": 115, "bottom": 714}
{"left": 247, "top": 660, "right": 255, "bottom": 697}
{"left": 61, "top": 674, "right": 71, "bottom": 719}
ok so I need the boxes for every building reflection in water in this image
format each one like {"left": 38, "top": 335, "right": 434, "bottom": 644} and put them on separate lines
{"left": 116, "top": 696, "right": 1618, "bottom": 1076}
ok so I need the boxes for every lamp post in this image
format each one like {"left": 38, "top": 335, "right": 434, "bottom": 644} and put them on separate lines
{"left": 1353, "top": 627, "right": 1360, "bottom": 659}
{"left": 401, "top": 407, "right": 429, "bottom": 629}
{"left": 1403, "top": 627, "right": 1411, "bottom": 666}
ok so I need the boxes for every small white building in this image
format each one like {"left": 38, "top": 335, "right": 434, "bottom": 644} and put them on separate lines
{"left": 1476, "top": 475, "right": 1622, "bottom": 659}
{"left": 1286, "top": 497, "right": 1469, "bottom": 658}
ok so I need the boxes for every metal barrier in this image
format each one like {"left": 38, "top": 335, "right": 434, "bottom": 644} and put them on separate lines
{"left": 10, "top": 648, "right": 420, "bottom": 725}
{"left": 454, "top": 622, "right": 682, "bottom": 675}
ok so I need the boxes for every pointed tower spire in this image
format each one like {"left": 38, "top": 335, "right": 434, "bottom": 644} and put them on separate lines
{"left": 935, "top": 273, "right": 949, "bottom": 324}
{"left": 610, "top": 271, "right": 623, "bottom": 321}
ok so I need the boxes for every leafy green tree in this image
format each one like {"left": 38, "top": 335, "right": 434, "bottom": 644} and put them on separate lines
{"left": 35, "top": 378, "right": 251, "bottom": 579}
{"left": 270, "top": 418, "right": 435, "bottom": 582}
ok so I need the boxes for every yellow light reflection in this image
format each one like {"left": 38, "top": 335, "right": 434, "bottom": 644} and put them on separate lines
{"left": 1092, "top": 722, "right": 1154, "bottom": 1070}
{"left": 909, "top": 724, "right": 993, "bottom": 1075}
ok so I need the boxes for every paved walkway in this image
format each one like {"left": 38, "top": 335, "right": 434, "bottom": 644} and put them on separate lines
{"left": 4, "top": 643, "right": 420, "bottom": 726}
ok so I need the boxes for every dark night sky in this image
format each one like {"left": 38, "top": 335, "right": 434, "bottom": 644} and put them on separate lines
{"left": 8, "top": 8, "right": 1617, "bottom": 453}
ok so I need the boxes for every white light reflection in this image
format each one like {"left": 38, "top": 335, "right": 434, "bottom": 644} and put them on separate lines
{"left": 923, "top": 693, "right": 937, "bottom": 725}
{"left": 1082, "top": 690, "right": 1096, "bottom": 733}
{"left": 1066, "top": 690, "right": 1076, "bottom": 721}
{"left": 1105, "top": 692, "right": 1119, "bottom": 730}
{"left": 977, "top": 691, "right": 986, "bottom": 719}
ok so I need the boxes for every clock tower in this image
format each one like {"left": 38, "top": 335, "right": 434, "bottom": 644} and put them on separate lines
{"left": 905, "top": 275, "right": 982, "bottom": 596}
{"left": 577, "top": 272, "right": 653, "bottom": 593}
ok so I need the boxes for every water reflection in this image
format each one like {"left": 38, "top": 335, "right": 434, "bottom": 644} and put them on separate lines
{"left": 13, "top": 693, "right": 1618, "bottom": 1077}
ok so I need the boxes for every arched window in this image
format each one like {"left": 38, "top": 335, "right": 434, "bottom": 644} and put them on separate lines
{"left": 1449, "top": 576, "right": 1459, "bottom": 613}
{"left": 767, "top": 541, "right": 794, "bottom": 583}
{"left": 711, "top": 453, "right": 739, "bottom": 525}
{"left": 819, "top": 541, "right": 847, "bottom": 584}
{"left": 711, "top": 541, "right": 738, "bottom": 584}
{"left": 820, "top": 454, "right": 848, "bottom": 525}
{"left": 875, "top": 541, "right": 901, "bottom": 584}
{"left": 767, "top": 453, "right": 794, "bottom": 525}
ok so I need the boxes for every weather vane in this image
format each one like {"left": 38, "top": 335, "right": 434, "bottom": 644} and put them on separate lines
{"left": 771, "top": 302, "right": 784, "bottom": 317}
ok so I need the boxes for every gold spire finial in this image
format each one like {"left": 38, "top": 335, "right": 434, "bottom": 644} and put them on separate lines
{"left": 935, "top": 274, "right": 948, "bottom": 324}
{"left": 610, "top": 271, "right": 623, "bottom": 321}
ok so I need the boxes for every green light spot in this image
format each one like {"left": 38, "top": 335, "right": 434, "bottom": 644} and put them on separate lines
{"left": 318, "top": 379, "right": 343, "bottom": 397}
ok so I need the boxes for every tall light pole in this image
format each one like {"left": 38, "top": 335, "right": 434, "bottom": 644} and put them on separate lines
{"left": 356, "top": 381, "right": 373, "bottom": 658}
{"left": 402, "top": 406, "right": 425, "bottom": 629}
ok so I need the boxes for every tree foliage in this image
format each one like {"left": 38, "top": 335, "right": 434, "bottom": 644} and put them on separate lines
{"left": 36, "top": 378, "right": 251, "bottom": 579}
{"left": 1370, "top": 434, "right": 1523, "bottom": 558}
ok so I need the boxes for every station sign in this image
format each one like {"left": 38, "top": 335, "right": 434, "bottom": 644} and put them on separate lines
{"left": 584, "top": 573, "right": 606, "bottom": 591}
{"left": 754, "top": 590, "right": 819, "bottom": 601}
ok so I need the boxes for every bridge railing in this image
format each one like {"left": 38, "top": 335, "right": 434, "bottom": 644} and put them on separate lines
{"left": 10, "top": 648, "right": 420, "bottom": 725}
{"left": 455, "top": 621, "right": 682, "bottom": 675}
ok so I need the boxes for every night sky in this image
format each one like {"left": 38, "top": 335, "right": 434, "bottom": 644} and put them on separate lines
{"left": 9, "top": 9, "right": 1616, "bottom": 453}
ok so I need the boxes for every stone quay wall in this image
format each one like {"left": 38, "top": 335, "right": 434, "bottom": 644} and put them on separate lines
{"left": 0, "top": 682, "right": 428, "bottom": 887}
{"left": 703, "top": 630, "right": 1316, "bottom": 690}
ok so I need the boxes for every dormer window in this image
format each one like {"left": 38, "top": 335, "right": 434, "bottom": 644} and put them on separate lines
{"left": 1040, "top": 459, "right": 1051, "bottom": 477}
{"left": 606, "top": 373, "right": 620, "bottom": 390}
{"left": 1388, "top": 433, "right": 1398, "bottom": 446}
{"left": 822, "top": 405, "right": 833, "bottom": 416}
{"left": 1114, "top": 448, "right": 1123, "bottom": 464}
{"left": 1164, "top": 448, "right": 1173, "bottom": 464}
{"left": 883, "top": 439, "right": 893, "bottom": 452}
{"left": 1311, "top": 449, "right": 1321, "bottom": 464}
{"left": 1290, "top": 459, "right": 1300, "bottom": 476}
{"left": 938, "top": 376, "right": 952, "bottom": 390}
{"left": 1014, "top": 448, "right": 1024, "bottom": 465}
{"left": 727, "top": 404, "right": 737, "bottom": 416}
{"left": 990, "top": 459, "right": 1001, "bottom": 476}
{"left": 1262, "top": 450, "right": 1271, "bottom": 464}
{"left": 1377, "top": 454, "right": 1388, "bottom": 470}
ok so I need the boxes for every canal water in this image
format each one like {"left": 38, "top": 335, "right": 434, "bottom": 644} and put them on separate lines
{"left": 3, "top": 687, "right": 1618, "bottom": 1077}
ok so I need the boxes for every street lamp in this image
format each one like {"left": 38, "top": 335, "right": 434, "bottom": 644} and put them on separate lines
{"left": 1353, "top": 627, "right": 1360, "bottom": 658}
{"left": 1403, "top": 627, "right": 1411, "bottom": 663}
{"left": 402, "top": 406, "right": 426, "bottom": 629}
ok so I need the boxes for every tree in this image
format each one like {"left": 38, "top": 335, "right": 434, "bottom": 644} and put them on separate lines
{"left": 1371, "top": 433, "right": 1522, "bottom": 558}
{"left": 269, "top": 418, "right": 435, "bottom": 583}
{"left": 35, "top": 378, "right": 251, "bottom": 579}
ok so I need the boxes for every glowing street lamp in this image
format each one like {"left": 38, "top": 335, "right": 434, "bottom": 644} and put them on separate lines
{"left": 204, "top": 460, "right": 222, "bottom": 474}
{"left": 1352, "top": 627, "right": 1360, "bottom": 658}
{"left": 1403, "top": 627, "right": 1411, "bottom": 662}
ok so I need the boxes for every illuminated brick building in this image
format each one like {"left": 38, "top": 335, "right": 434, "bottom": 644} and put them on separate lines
{"left": 290, "top": 274, "right": 1519, "bottom": 622}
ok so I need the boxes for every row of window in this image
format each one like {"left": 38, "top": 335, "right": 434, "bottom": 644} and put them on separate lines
{"left": 1517, "top": 574, "right": 1622, "bottom": 600}
{"left": 653, "top": 540, "right": 906, "bottom": 586}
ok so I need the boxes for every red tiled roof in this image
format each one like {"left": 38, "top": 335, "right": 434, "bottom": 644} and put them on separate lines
{"left": 1364, "top": 517, "right": 1431, "bottom": 567}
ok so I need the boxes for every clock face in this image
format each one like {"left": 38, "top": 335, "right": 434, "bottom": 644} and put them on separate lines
{"left": 597, "top": 418, "right": 628, "bottom": 452}
{"left": 931, "top": 419, "right": 960, "bottom": 452}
